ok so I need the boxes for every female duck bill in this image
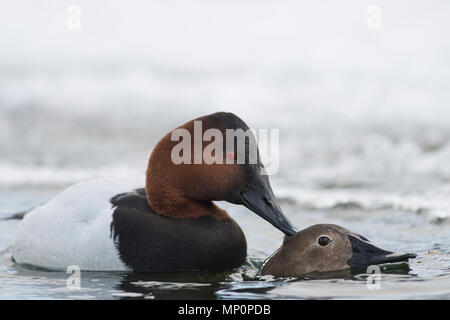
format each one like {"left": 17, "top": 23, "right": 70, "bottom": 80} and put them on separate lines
{"left": 347, "top": 235, "right": 417, "bottom": 268}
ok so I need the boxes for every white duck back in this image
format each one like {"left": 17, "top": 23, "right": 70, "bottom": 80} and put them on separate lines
{"left": 12, "top": 178, "right": 140, "bottom": 271}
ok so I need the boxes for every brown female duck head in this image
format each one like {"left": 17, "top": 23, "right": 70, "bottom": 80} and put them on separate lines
{"left": 261, "top": 224, "right": 416, "bottom": 277}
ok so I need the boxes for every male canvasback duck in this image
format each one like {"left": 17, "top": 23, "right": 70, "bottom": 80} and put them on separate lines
{"left": 260, "top": 224, "right": 416, "bottom": 277}
{"left": 11, "top": 112, "right": 296, "bottom": 272}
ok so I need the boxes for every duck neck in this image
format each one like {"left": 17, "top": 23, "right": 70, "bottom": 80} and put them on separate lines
{"left": 145, "top": 159, "right": 229, "bottom": 220}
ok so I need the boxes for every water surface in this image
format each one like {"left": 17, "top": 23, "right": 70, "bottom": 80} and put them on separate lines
{"left": 1, "top": 186, "right": 449, "bottom": 299}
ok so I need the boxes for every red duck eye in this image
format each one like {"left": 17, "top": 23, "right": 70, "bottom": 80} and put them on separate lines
{"left": 226, "top": 151, "right": 235, "bottom": 160}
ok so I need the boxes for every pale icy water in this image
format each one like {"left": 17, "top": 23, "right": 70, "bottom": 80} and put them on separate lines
{"left": 1, "top": 0, "right": 450, "bottom": 299}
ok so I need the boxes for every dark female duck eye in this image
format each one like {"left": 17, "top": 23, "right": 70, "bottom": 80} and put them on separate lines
{"left": 317, "top": 236, "right": 332, "bottom": 246}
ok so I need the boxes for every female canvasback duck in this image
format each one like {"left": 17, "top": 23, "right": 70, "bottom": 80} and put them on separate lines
{"left": 260, "top": 224, "right": 416, "bottom": 277}
{"left": 11, "top": 112, "right": 296, "bottom": 272}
